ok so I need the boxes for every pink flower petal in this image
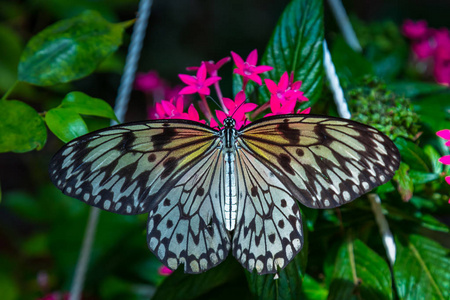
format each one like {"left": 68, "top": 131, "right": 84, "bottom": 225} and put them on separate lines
{"left": 179, "top": 86, "right": 198, "bottom": 95}
{"left": 247, "top": 73, "right": 262, "bottom": 85}
{"left": 197, "top": 63, "right": 207, "bottom": 81}
{"left": 175, "top": 96, "right": 184, "bottom": 113}
{"left": 216, "top": 110, "right": 227, "bottom": 124}
{"left": 402, "top": 19, "right": 428, "bottom": 40}
{"left": 278, "top": 72, "right": 289, "bottom": 90}
{"left": 231, "top": 51, "right": 245, "bottom": 69}
{"left": 235, "top": 91, "right": 246, "bottom": 106}
{"left": 197, "top": 86, "right": 211, "bottom": 95}
{"left": 297, "top": 107, "right": 311, "bottom": 114}
{"left": 178, "top": 74, "right": 198, "bottom": 85}
{"left": 246, "top": 49, "right": 258, "bottom": 65}
{"left": 158, "top": 266, "right": 173, "bottom": 276}
{"left": 264, "top": 78, "right": 278, "bottom": 94}
{"left": 439, "top": 155, "right": 450, "bottom": 165}
{"left": 253, "top": 65, "right": 274, "bottom": 74}
{"left": 445, "top": 176, "right": 450, "bottom": 185}
{"left": 215, "top": 57, "right": 231, "bottom": 69}
{"left": 161, "top": 100, "right": 176, "bottom": 116}
{"left": 188, "top": 104, "right": 199, "bottom": 121}
{"left": 203, "top": 76, "right": 222, "bottom": 86}
{"left": 222, "top": 97, "right": 235, "bottom": 110}
{"left": 210, "top": 118, "right": 219, "bottom": 128}
{"left": 270, "top": 94, "right": 281, "bottom": 113}
{"left": 437, "top": 129, "right": 450, "bottom": 140}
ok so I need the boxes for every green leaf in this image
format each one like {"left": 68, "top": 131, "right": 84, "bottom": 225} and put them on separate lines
{"left": 45, "top": 107, "right": 89, "bottom": 142}
{"left": 246, "top": 219, "right": 308, "bottom": 300}
{"left": 408, "top": 170, "right": 440, "bottom": 184}
{"left": 424, "top": 145, "right": 444, "bottom": 174}
{"left": 259, "top": 0, "right": 324, "bottom": 106}
{"left": 394, "top": 234, "right": 450, "bottom": 300}
{"left": 412, "top": 91, "right": 450, "bottom": 133}
{"left": 18, "top": 10, "right": 132, "bottom": 86}
{"left": 0, "top": 99, "right": 47, "bottom": 153}
{"left": 152, "top": 257, "right": 247, "bottom": 300}
{"left": 328, "top": 239, "right": 392, "bottom": 300}
{"left": 331, "top": 37, "right": 374, "bottom": 85}
{"left": 393, "top": 162, "right": 413, "bottom": 202}
{"left": 0, "top": 25, "right": 22, "bottom": 92}
{"left": 61, "top": 91, "right": 118, "bottom": 122}
{"left": 394, "top": 138, "right": 432, "bottom": 173}
{"left": 300, "top": 275, "right": 328, "bottom": 300}
{"left": 387, "top": 81, "right": 448, "bottom": 98}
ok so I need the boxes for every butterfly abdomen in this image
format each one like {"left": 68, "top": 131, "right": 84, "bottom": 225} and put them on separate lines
{"left": 224, "top": 151, "right": 237, "bottom": 231}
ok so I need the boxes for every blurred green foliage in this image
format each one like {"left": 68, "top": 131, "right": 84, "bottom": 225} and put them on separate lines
{"left": 0, "top": 0, "right": 449, "bottom": 299}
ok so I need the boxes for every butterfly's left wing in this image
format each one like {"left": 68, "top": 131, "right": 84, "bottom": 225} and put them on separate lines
{"left": 237, "top": 114, "right": 400, "bottom": 209}
{"left": 232, "top": 147, "right": 304, "bottom": 274}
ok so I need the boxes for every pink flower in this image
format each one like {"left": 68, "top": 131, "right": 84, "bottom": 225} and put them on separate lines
{"left": 38, "top": 292, "right": 69, "bottom": 300}
{"left": 179, "top": 63, "right": 221, "bottom": 96}
{"left": 158, "top": 265, "right": 173, "bottom": 276}
{"left": 402, "top": 20, "right": 428, "bottom": 40}
{"left": 152, "top": 95, "right": 205, "bottom": 123}
{"left": 231, "top": 49, "right": 273, "bottom": 86}
{"left": 265, "top": 95, "right": 297, "bottom": 117}
{"left": 187, "top": 57, "right": 231, "bottom": 76}
{"left": 135, "top": 71, "right": 164, "bottom": 92}
{"left": 297, "top": 107, "right": 311, "bottom": 114}
{"left": 411, "top": 39, "right": 435, "bottom": 60}
{"left": 437, "top": 129, "right": 450, "bottom": 204}
{"left": 215, "top": 91, "right": 257, "bottom": 129}
{"left": 264, "top": 72, "right": 308, "bottom": 106}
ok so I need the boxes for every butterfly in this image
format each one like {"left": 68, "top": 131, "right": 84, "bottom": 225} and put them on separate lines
{"left": 49, "top": 114, "right": 400, "bottom": 275}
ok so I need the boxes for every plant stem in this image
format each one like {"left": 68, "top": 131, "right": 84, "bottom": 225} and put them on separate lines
{"left": 1, "top": 81, "right": 19, "bottom": 101}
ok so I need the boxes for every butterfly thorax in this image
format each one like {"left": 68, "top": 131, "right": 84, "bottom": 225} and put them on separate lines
{"left": 221, "top": 117, "right": 238, "bottom": 231}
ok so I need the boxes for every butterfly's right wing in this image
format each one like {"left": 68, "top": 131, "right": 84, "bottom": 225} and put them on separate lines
{"left": 49, "top": 120, "right": 218, "bottom": 214}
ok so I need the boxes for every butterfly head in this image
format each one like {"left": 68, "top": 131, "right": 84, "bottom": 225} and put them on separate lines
{"left": 223, "top": 117, "right": 236, "bottom": 129}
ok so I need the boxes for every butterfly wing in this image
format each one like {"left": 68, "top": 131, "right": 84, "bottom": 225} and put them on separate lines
{"left": 232, "top": 147, "right": 303, "bottom": 274}
{"left": 147, "top": 145, "right": 231, "bottom": 273}
{"left": 49, "top": 120, "right": 218, "bottom": 214}
{"left": 238, "top": 114, "right": 400, "bottom": 209}
{"left": 49, "top": 120, "right": 231, "bottom": 273}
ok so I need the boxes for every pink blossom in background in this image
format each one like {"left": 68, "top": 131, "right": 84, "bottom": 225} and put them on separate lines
{"left": 179, "top": 63, "right": 221, "bottom": 96}
{"left": 135, "top": 71, "right": 163, "bottom": 92}
{"left": 38, "top": 292, "right": 69, "bottom": 300}
{"left": 402, "top": 19, "right": 450, "bottom": 85}
{"left": 402, "top": 20, "right": 428, "bottom": 39}
{"left": 231, "top": 49, "right": 273, "bottom": 86}
{"left": 158, "top": 265, "right": 173, "bottom": 276}
{"left": 436, "top": 129, "right": 450, "bottom": 203}
{"left": 152, "top": 95, "right": 205, "bottom": 124}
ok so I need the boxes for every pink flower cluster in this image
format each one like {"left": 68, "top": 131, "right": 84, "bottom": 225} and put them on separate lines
{"left": 135, "top": 49, "right": 309, "bottom": 129}
{"left": 402, "top": 20, "right": 450, "bottom": 86}
{"left": 437, "top": 129, "right": 450, "bottom": 203}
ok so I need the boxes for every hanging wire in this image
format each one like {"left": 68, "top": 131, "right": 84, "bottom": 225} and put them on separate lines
{"left": 69, "top": 1, "right": 153, "bottom": 299}
{"left": 325, "top": 0, "right": 396, "bottom": 265}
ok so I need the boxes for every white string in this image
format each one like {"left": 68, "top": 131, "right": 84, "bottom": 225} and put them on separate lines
{"left": 69, "top": 1, "right": 153, "bottom": 299}
{"left": 323, "top": 40, "right": 351, "bottom": 119}
{"left": 327, "top": 0, "right": 362, "bottom": 52}
{"left": 325, "top": 0, "right": 396, "bottom": 265}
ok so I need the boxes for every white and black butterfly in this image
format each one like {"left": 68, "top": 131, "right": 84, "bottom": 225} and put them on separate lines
{"left": 49, "top": 114, "right": 400, "bottom": 274}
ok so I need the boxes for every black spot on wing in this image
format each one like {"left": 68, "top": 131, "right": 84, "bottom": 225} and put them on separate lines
{"left": 120, "top": 131, "right": 136, "bottom": 152}
{"left": 277, "top": 153, "right": 295, "bottom": 176}
{"left": 151, "top": 127, "right": 177, "bottom": 150}
{"left": 277, "top": 122, "right": 300, "bottom": 144}
{"left": 161, "top": 157, "right": 178, "bottom": 179}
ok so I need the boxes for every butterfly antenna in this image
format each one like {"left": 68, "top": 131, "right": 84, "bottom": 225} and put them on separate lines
{"left": 206, "top": 96, "right": 221, "bottom": 111}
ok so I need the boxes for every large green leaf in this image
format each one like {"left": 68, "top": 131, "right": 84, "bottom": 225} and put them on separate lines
{"left": 328, "top": 239, "right": 392, "bottom": 300}
{"left": 61, "top": 91, "right": 118, "bottom": 122}
{"left": 394, "top": 138, "right": 432, "bottom": 173}
{"left": 394, "top": 234, "right": 450, "bottom": 300}
{"left": 45, "top": 107, "right": 89, "bottom": 142}
{"left": 0, "top": 99, "right": 47, "bottom": 153}
{"left": 258, "top": 0, "right": 324, "bottom": 107}
{"left": 18, "top": 10, "right": 132, "bottom": 86}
